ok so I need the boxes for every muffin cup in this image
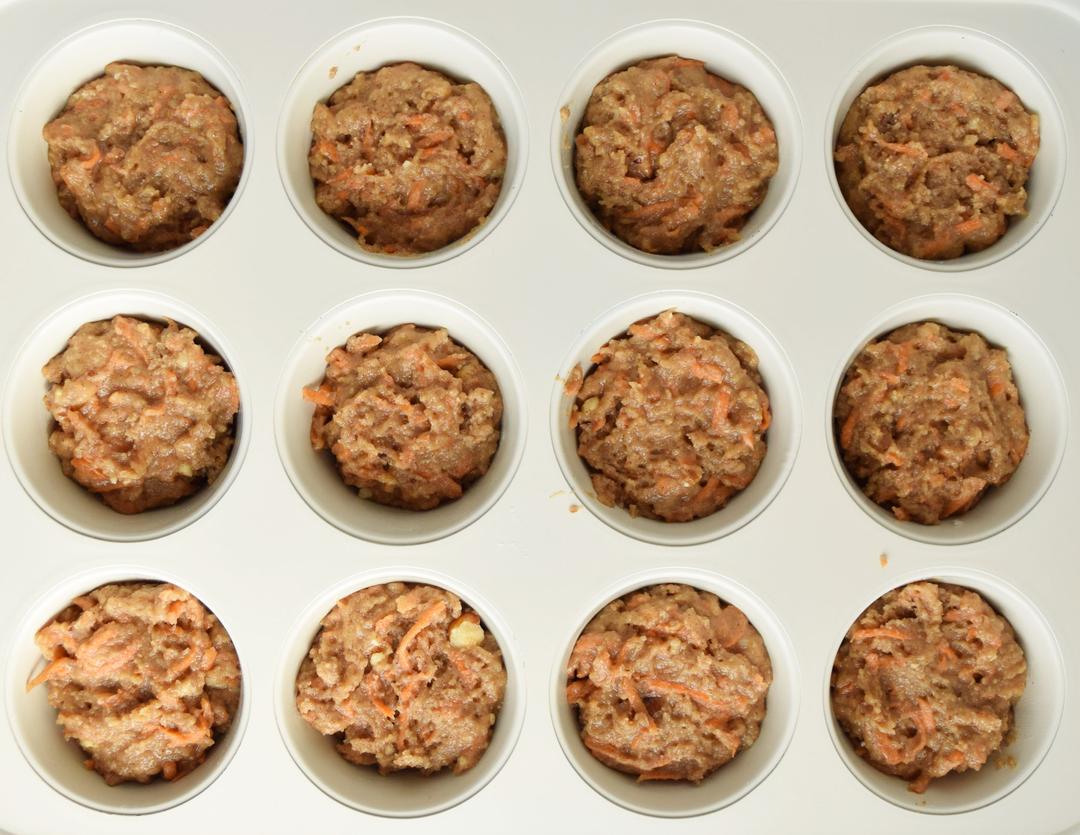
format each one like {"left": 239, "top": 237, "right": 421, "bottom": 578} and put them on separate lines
{"left": 277, "top": 16, "right": 528, "bottom": 268}
{"left": 3, "top": 564, "right": 249, "bottom": 815}
{"left": 550, "top": 290, "right": 801, "bottom": 546}
{"left": 825, "top": 25, "right": 1067, "bottom": 272}
{"left": 273, "top": 566, "right": 526, "bottom": 817}
{"left": 549, "top": 567, "right": 799, "bottom": 818}
{"left": 826, "top": 293, "right": 1068, "bottom": 546}
{"left": 6, "top": 18, "right": 253, "bottom": 268}
{"left": 823, "top": 566, "right": 1066, "bottom": 814}
{"left": 274, "top": 289, "right": 527, "bottom": 545}
{"left": 1, "top": 288, "right": 251, "bottom": 542}
{"left": 551, "top": 19, "right": 802, "bottom": 270}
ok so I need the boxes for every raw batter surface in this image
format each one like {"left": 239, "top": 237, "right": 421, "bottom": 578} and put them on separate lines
{"left": 567, "top": 583, "right": 772, "bottom": 782}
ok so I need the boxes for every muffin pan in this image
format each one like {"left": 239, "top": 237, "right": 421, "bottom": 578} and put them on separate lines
{"left": 1, "top": 1, "right": 1078, "bottom": 833}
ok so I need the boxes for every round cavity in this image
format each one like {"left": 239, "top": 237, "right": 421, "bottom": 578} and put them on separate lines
{"left": 550, "top": 290, "right": 801, "bottom": 546}
{"left": 551, "top": 18, "right": 802, "bottom": 270}
{"left": 825, "top": 25, "right": 1067, "bottom": 272}
{"left": 826, "top": 293, "right": 1068, "bottom": 546}
{"left": 4, "top": 564, "right": 249, "bottom": 815}
{"left": 550, "top": 567, "right": 798, "bottom": 817}
{"left": 274, "top": 566, "right": 526, "bottom": 817}
{"left": 275, "top": 289, "right": 526, "bottom": 545}
{"left": 7, "top": 18, "right": 253, "bottom": 268}
{"left": 823, "top": 566, "right": 1065, "bottom": 814}
{"left": 1, "top": 288, "right": 250, "bottom": 542}
{"left": 277, "top": 16, "right": 528, "bottom": 268}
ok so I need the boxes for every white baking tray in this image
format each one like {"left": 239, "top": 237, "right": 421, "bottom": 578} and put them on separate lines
{"left": 0, "top": 0, "right": 1078, "bottom": 832}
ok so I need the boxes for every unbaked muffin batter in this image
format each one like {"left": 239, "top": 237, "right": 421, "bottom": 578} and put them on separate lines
{"left": 835, "top": 65, "right": 1039, "bottom": 260}
{"left": 568, "top": 310, "right": 770, "bottom": 522}
{"left": 567, "top": 583, "right": 771, "bottom": 782}
{"left": 43, "top": 316, "right": 240, "bottom": 514}
{"left": 28, "top": 582, "right": 242, "bottom": 785}
{"left": 304, "top": 324, "right": 502, "bottom": 511}
{"left": 43, "top": 62, "right": 243, "bottom": 252}
{"left": 296, "top": 582, "right": 506, "bottom": 775}
{"left": 309, "top": 62, "right": 507, "bottom": 255}
{"left": 831, "top": 581, "right": 1026, "bottom": 793}
{"left": 835, "top": 321, "right": 1028, "bottom": 525}
{"left": 574, "top": 56, "right": 778, "bottom": 254}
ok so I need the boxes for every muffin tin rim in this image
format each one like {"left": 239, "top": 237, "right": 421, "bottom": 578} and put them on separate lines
{"left": 821, "top": 290, "right": 1071, "bottom": 547}
{"left": 821, "top": 22, "right": 1069, "bottom": 273}
{"left": 547, "top": 565, "right": 801, "bottom": 818}
{"left": 548, "top": 16, "right": 805, "bottom": 271}
{"left": 4, "top": 15, "right": 257, "bottom": 269}
{"left": 817, "top": 564, "right": 1068, "bottom": 815}
{"left": 3, "top": 562, "right": 252, "bottom": 816}
{"left": 271, "top": 564, "right": 528, "bottom": 818}
{"left": 548, "top": 288, "right": 804, "bottom": 546}
{"left": 274, "top": 14, "right": 531, "bottom": 270}
{"left": 0, "top": 285, "right": 254, "bottom": 542}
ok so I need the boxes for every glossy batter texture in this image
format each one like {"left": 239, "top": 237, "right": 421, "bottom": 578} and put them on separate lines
{"left": 831, "top": 581, "right": 1026, "bottom": 793}
{"left": 309, "top": 62, "right": 507, "bottom": 255}
{"left": 835, "top": 321, "right": 1028, "bottom": 525}
{"left": 574, "top": 56, "right": 778, "bottom": 254}
{"left": 43, "top": 316, "right": 240, "bottom": 514}
{"left": 28, "top": 582, "right": 242, "bottom": 786}
{"left": 568, "top": 310, "right": 770, "bottom": 522}
{"left": 295, "top": 582, "right": 507, "bottom": 775}
{"left": 567, "top": 584, "right": 771, "bottom": 783}
{"left": 835, "top": 65, "right": 1039, "bottom": 260}
{"left": 42, "top": 62, "right": 244, "bottom": 252}
{"left": 304, "top": 325, "right": 502, "bottom": 511}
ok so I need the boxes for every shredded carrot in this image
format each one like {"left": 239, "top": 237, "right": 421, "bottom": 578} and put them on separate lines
{"left": 637, "top": 768, "right": 686, "bottom": 782}
{"left": 996, "top": 142, "right": 1021, "bottom": 162}
{"left": 954, "top": 217, "right": 983, "bottom": 236}
{"left": 839, "top": 408, "right": 859, "bottom": 450}
{"left": 851, "top": 626, "right": 910, "bottom": 641}
{"left": 638, "top": 678, "right": 729, "bottom": 713}
{"left": 370, "top": 696, "right": 395, "bottom": 720}
{"left": 965, "top": 174, "right": 998, "bottom": 194}
{"left": 619, "top": 677, "right": 656, "bottom": 731}
{"left": 710, "top": 387, "right": 731, "bottom": 434}
{"left": 395, "top": 601, "right": 447, "bottom": 668}
{"left": 313, "top": 140, "right": 339, "bottom": 163}
{"left": 80, "top": 143, "right": 102, "bottom": 169}
{"left": 874, "top": 731, "right": 904, "bottom": 765}
{"left": 416, "top": 128, "right": 454, "bottom": 149}
{"left": 406, "top": 180, "right": 426, "bottom": 211}
{"left": 25, "top": 656, "right": 71, "bottom": 691}
{"left": 994, "top": 89, "right": 1017, "bottom": 110}
{"left": 302, "top": 386, "right": 335, "bottom": 407}
{"left": 877, "top": 140, "right": 924, "bottom": 157}
{"left": 721, "top": 103, "right": 740, "bottom": 130}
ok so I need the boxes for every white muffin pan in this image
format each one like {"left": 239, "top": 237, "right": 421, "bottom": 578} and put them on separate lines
{"left": 1, "top": 1, "right": 1078, "bottom": 833}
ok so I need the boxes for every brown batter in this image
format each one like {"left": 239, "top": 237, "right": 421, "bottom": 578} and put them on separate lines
{"left": 835, "top": 65, "right": 1039, "bottom": 260}
{"left": 304, "top": 324, "right": 502, "bottom": 511}
{"left": 568, "top": 310, "right": 770, "bottom": 522}
{"left": 27, "top": 582, "right": 242, "bottom": 786}
{"left": 835, "top": 321, "right": 1028, "bottom": 525}
{"left": 43, "top": 316, "right": 240, "bottom": 514}
{"left": 43, "top": 62, "right": 244, "bottom": 252}
{"left": 831, "top": 581, "right": 1026, "bottom": 793}
{"left": 567, "top": 584, "right": 771, "bottom": 783}
{"left": 295, "top": 582, "right": 506, "bottom": 775}
{"left": 309, "top": 62, "right": 507, "bottom": 255}
{"left": 574, "top": 56, "right": 778, "bottom": 254}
